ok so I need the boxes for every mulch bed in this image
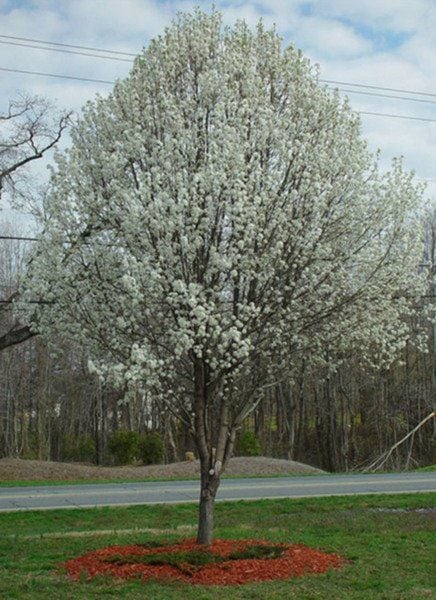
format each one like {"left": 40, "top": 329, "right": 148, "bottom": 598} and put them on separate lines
{"left": 62, "top": 538, "right": 345, "bottom": 585}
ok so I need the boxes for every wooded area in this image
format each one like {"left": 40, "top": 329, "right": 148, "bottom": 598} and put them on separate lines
{"left": 0, "top": 330, "right": 433, "bottom": 471}
{"left": 1, "top": 215, "right": 434, "bottom": 472}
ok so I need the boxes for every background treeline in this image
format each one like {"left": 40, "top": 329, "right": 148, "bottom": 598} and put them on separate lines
{"left": 0, "top": 214, "right": 434, "bottom": 471}
{"left": 0, "top": 335, "right": 433, "bottom": 470}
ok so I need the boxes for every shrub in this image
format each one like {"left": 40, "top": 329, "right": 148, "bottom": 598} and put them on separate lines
{"left": 60, "top": 435, "right": 96, "bottom": 462}
{"left": 139, "top": 431, "right": 164, "bottom": 465}
{"left": 238, "top": 430, "right": 261, "bottom": 457}
{"left": 107, "top": 430, "right": 140, "bottom": 464}
{"left": 20, "top": 433, "right": 39, "bottom": 460}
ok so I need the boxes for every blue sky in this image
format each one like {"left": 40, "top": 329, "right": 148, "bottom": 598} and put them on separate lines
{"left": 0, "top": 0, "right": 435, "bottom": 228}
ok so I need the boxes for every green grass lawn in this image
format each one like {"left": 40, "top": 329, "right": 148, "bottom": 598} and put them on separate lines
{"left": 0, "top": 493, "right": 434, "bottom": 599}
{"left": 0, "top": 475, "right": 201, "bottom": 487}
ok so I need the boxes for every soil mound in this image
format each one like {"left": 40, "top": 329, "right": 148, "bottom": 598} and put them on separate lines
{"left": 0, "top": 456, "right": 324, "bottom": 482}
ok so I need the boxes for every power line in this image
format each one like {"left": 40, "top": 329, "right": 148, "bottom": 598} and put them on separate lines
{"left": 0, "top": 235, "right": 38, "bottom": 242}
{"left": 5, "top": 41, "right": 432, "bottom": 108}
{"left": 0, "top": 235, "right": 121, "bottom": 248}
{"left": 1, "top": 294, "right": 434, "bottom": 304}
{"left": 0, "top": 33, "right": 137, "bottom": 57}
{"left": 0, "top": 299, "right": 50, "bottom": 304}
{"left": 0, "top": 39, "right": 133, "bottom": 62}
{"left": 320, "top": 79, "right": 436, "bottom": 99}
{"left": 0, "top": 66, "right": 115, "bottom": 85}
{"left": 329, "top": 87, "right": 436, "bottom": 105}
{"left": 1, "top": 218, "right": 436, "bottom": 246}
{"left": 0, "top": 235, "right": 127, "bottom": 246}
{"left": 1, "top": 66, "right": 435, "bottom": 123}
{"left": 0, "top": 46, "right": 434, "bottom": 105}
{"left": 1, "top": 32, "right": 435, "bottom": 100}
{"left": 5, "top": 58, "right": 432, "bottom": 110}
{"left": 359, "top": 111, "right": 436, "bottom": 123}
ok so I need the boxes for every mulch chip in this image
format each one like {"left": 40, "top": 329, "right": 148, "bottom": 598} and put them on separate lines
{"left": 62, "top": 538, "right": 345, "bottom": 586}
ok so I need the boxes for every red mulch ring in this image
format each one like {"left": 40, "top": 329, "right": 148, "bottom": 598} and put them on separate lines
{"left": 62, "top": 538, "right": 346, "bottom": 586}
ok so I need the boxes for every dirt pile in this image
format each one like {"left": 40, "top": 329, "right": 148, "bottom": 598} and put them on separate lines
{"left": 0, "top": 456, "right": 324, "bottom": 482}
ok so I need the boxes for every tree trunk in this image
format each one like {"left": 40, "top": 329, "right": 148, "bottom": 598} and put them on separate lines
{"left": 197, "top": 467, "right": 219, "bottom": 545}
{"left": 192, "top": 357, "right": 236, "bottom": 545}
{"left": 94, "top": 381, "right": 106, "bottom": 465}
{"left": 164, "top": 415, "right": 179, "bottom": 463}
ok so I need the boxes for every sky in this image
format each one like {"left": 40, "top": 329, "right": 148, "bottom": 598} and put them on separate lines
{"left": 0, "top": 0, "right": 435, "bottom": 231}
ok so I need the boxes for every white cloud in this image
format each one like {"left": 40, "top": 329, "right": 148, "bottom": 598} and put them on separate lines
{"left": 312, "top": 0, "right": 435, "bottom": 32}
{"left": 0, "top": 2, "right": 63, "bottom": 38}
{"left": 64, "top": 0, "right": 170, "bottom": 42}
{"left": 291, "top": 16, "right": 372, "bottom": 58}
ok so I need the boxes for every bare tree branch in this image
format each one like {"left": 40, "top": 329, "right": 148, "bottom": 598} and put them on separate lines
{"left": 0, "top": 93, "right": 71, "bottom": 203}
{"left": 364, "top": 412, "right": 435, "bottom": 472}
{"left": 0, "top": 322, "right": 35, "bottom": 351}
{"left": 0, "top": 93, "right": 69, "bottom": 351}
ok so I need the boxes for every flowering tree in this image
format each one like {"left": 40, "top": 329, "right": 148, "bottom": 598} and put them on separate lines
{"left": 22, "top": 11, "right": 426, "bottom": 544}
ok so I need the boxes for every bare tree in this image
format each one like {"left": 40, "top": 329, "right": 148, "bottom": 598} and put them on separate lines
{"left": 0, "top": 93, "right": 69, "bottom": 203}
{"left": 0, "top": 94, "right": 70, "bottom": 351}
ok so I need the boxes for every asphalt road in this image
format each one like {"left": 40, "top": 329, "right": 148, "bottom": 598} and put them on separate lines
{"left": 0, "top": 472, "right": 434, "bottom": 512}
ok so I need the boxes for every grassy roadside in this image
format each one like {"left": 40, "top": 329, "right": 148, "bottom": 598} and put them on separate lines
{"left": 416, "top": 464, "right": 436, "bottom": 472}
{"left": 0, "top": 471, "right": 327, "bottom": 488}
{"left": 0, "top": 493, "right": 434, "bottom": 599}
{"left": 0, "top": 475, "right": 201, "bottom": 487}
